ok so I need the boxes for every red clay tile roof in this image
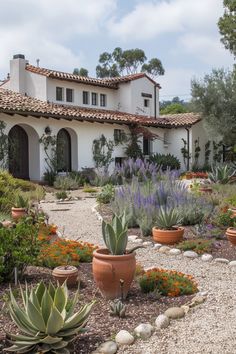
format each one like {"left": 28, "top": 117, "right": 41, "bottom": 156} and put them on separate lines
{"left": 0, "top": 89, "right": 200, "bottom": 128}
{"left": 25, "top": 64, "right": 161, "bottom": 88}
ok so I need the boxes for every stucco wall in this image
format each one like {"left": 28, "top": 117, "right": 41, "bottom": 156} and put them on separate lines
{"left": 190, "top": 120, "right": 211, "bottom": 168}
{"left": 25, "top": 71, "right": 47, "bottom": 101}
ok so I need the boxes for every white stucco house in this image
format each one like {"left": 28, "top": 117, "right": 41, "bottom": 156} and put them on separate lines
{"left": 0, "top": 54, "right": 209, "bottom": 181}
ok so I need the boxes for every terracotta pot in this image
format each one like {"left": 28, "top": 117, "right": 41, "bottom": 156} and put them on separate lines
{"left": 152, "top": 226, "right": 184, "bottom": 245}
{"left": 52, "top": 265, "right": 79, "bottom": 287}
{"left": 92, "top": 248, "right": 136, "bottom": 300}
{"left": 199, "top": 187, "right": 212, "bottom": 194}
{"left": 229, "top": 208, "right": 236, "bottom": 218}
{"left": 226, "top": 227, "right": 236, "bottom": 246}
{"left": 11, "top": 207, "right": 27, "bottom": 220}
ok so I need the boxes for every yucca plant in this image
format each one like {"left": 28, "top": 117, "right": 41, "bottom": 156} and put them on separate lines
{"left": 4, "top": 281, "right": 95, "bottom": 353}
{"left": 208, "top": 165, "right": 235, "bottom": 184}
{"left": 155, "top": 207, "right": 182, "bottom": 230}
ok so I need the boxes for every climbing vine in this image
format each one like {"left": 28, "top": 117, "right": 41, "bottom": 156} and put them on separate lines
{"left": 193, "top": 138, "right": 201, "bottom": 168}
{"left": 204, "top": 141, "right": 211, "bottom": 168}
{"left": 92, "top": 134, "right": 114, "bottom": 171}
{"left": 213, "top": 141, "right": 223, "bottom": 164}
{"left": 0, "top": 121, "right": 9, "bottom": 169}
{"left": 181, "top": 138, "right": 191, "bottom": 170}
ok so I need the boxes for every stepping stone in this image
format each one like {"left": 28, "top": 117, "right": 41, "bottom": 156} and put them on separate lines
{"left": 201, "top": 254, "right": 213, "bottom": 262}
{"left": 134, "top": 323, "right": 154, "bottom": 339}
{"left": 169, "top": 248, "right": 181, "bottom": 255}
{"left": 215, "top": 258, "right": 229, "bottom": 264}
{"left": 115, "top": 330, "right": 134, "bottom": 345}
{"left": 155, "top": 314, "right": 170, "bottom": 329}
{"left": 190, "top": 295, "right": 206, "bottom": 307}
{"left": 164, "top": 307, "right": 185, "bottom": 319}
{"left": 183, "top": 251, "right": 198, "bottom": 258}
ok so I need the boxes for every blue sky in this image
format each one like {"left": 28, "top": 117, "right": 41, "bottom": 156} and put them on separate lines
{"left": 0, "top": 0, "right": 234, "bottom": 101}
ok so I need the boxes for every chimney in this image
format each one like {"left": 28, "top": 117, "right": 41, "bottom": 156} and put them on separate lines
{"left": 10, "top": 54, "right": 26, "bottom": 93}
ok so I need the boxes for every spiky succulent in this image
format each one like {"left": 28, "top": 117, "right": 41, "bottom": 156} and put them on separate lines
{"left": 4, "top": 281, "right": 95, "bottom": 353}
{"left": 102, "top": 213, "right": 128, "bottom": 255}
{"left": 155, "top": 207, "right": 182, "bottom": 230}
{"left": 208, "top": 164, "right": 235, "bottom": 184}
{"left": 110, "top": 299, "right": 126, "bottom": 318}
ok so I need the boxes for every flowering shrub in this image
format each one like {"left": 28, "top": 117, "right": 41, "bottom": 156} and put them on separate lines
{"left": 139, "top": 268, "right": 198, "bottom": 297}
{"left": 38, "top": 238, "right": 98, "bottom": 268}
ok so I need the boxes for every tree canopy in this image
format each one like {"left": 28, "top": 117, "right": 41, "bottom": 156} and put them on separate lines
{"left": 96, "top": 47, "right": 165, "bottom": 78}
{"left": 191, "top": 68, "right": 236, "bottom": 145}
{"left": 160, "top": 103, "right": 189, "bottom": 115}
{"left": 73, "top": 67, "right": 89, "bottom": 77}
{"left": 218, "top": 0, "right": 236, "bottom": 57}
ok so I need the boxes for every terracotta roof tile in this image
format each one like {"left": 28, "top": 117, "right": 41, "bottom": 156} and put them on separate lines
{"left": 0, "top": 89, "right": 201, "bottom": 128}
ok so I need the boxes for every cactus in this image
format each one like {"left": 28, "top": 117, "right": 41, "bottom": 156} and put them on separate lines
{"left": 110, "top": 299, "right": 127, "bottom": 318}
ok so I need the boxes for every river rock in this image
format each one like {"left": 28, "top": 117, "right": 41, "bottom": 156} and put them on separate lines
{"left": 159, "top": 246, "right": 171, "bottom": 253}
{"left": 115, "top": 330, "right": 134, "bottom": 345}
{"left": 143, "top": 241, "right": 153, "bottom": 247}
{"left": 215, "top": 258, "right": 229, "bottom": 264}
{"left": 229, "top": 261, "right": 236, "bottom": 267}
{"left": 128, "top": 235, "right": 138, "bottom": 242}
{"left": 164, "top": 307, "right": 185, "bottom": 319}
{"left": 183, "top": 251, "right": 198, "bottom": 258}
{"left": 153, "top": 243, "right": 162, "bottom": 249}
{"left": 169, "top": 248, "right": 181, "bottom": 255}
{"left": 96, "top": 341, "right": 118, "bottom": 354}
{"left": 155, "top": 314, "right": 170, "bottom": 329}
{"left": 201, "top": 254, "right": 213, "bottom": 262}
{"left": 134, "top": 323, "right": 154, "bottom": 339}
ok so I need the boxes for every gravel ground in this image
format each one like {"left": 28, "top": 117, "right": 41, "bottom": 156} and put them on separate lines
{"left": 41, "top": 194, "right": 236, "bottom": 354}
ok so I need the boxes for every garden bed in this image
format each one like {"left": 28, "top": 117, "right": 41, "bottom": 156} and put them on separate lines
{"left": 0, "top": 263, "right": 195, "bottom": 353}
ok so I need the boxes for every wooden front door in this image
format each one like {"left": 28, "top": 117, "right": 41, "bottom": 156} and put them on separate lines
{"left": 57, "top": 129, "right": 71, "bottom": 172}
{"left": 9, "top": 125, "right": 29, "bottom": 179}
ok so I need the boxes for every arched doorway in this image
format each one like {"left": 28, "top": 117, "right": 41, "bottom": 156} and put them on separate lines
{"left": 57, "top": 128, "right": 71, "bottom": 172}
{"left": 8, "top": 125, "right": 29, "bottom": 179}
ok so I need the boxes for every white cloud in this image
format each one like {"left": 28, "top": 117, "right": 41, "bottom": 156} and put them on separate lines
{"left": 108, "top": 0, "right": 223, "bottom": 41}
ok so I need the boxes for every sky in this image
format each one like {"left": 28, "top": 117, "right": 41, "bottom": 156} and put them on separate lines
{"left": 0, "top": 0, "right": 234, "bottom": 101}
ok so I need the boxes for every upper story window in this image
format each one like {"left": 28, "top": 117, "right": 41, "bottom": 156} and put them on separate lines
{"left": 144, "top": 99, "right": 150, "bottom": 107}
{"left": 83, "top": 91, "right": 89, "bottom": 105}
{"left": 92, "top": 92, "right": 98, "bottom": 105}
{"left": 66, "top": 88, "right": 73, "bottom": 103}
{"left": 100, "top": 94, "right": 106, "bottom": 107}
{"left": 56, "top": 87, "right": 63, "bottom": 101}
{"left": 114, "top": 129, "right": 125, "bottom": 144}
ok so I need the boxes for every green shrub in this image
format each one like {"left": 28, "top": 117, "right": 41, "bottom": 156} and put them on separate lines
{"left": 176, "top": 239, "right": 214, "bottom": 254}
{"left": 54, "top": 175, "right": 80, "bottom": 190}
{"left": 55, "top": 190, "right": 68, "bottom": 200}
{"left": 83, "top": 184, "right": 98, "bottom": 193}
{"left": 216, "top": 210, "right": 236, "bottom": 227}
{"left": 179, "top": 207, "right": 205, "bottom": 226}
{"left": 208, "top": 164, "right": 235, "bottom": 184}
{"left": 139, "top": 268, "right": 198, "bottom": 296}
{"left": 69, "top": 170, "right": 88, "bottom": 185}
{"left": 149, "top": 153, "right": 181, "bottom": 170}
{"left": 0, "top": 221, "right": 40, "bottom": 282}
{"left": 96, "top": 184, "right": 114, "bottom": 204}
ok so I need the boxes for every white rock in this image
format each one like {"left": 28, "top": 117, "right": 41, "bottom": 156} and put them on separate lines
{"left": 143, "top": 241, "right": 153, "bottom": 247}
{"left": 183, "top": 251, "right": 198, "bottom": 258}
{"left": 115, "top": 330, "right": 135, "bottom": 345}
{"left": 190, "top": 295, "right": 206, "bottom": 306}
{"left": 153, "top": 243, "right": 162, "bottom": 249}
{"left": 229, "top": 261, "right": 236, "bottom": 267}
{"left": 215, "top": 258, "right": 229, "bottom": 264}
{"left": 169, "top": 248, "right": 181, "bottom": 255}
{"left": 155, "top": 314, "right": 170, "bottom": 329}
{"left": 164, "top": 307, "right": 185, "bottom": 319}
{"left": 128, "top": 235, "right": 138, "bottom": 241}
{"left": 199, "top": 291, "right": 208, "bottom": 297}
{"left": 132, "top": 238, "right": 143, "bottom": 244}
{"left": 96, "top": 341, "right": 118, "bottom": 354}
{"left": 159, "top": 246, "right": 171, "bottom": 253}
{"left": 134, "top": 323, "right": 154, "bottom": 339}
{"left": 201, "top": 254, "right": 213, "bottom": 262}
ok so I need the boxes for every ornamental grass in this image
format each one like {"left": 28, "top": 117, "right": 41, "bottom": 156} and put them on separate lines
{"left": 139, "top": 268, "right": 198, "bottom": 297}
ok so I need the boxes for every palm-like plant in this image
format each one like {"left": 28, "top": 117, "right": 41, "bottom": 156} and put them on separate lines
{"left": 4, "top": 281, "right": 95, "bottom": 353}
{"left": 155, "top": 207, "right": 182, "bottom": 230}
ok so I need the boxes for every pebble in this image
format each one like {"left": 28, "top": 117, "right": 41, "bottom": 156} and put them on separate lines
{"left": 132, "top": 238, "right": 143, "bottom": 244}
{"left": 134, "top": 323, "right": 154, "bottom": 339}
{"left": 201, "top": 254, "right": 213, "bottom": 262}
{"left": 169, "top": 248, "right": 181, "bottom": 255}
{"left": 155, "top": 314, "right": 170, "bottom": 329}
{"left": 164, "top": 307, "right": 185, "bottom": 319}
{"left": 115, "top": 330, "right": 135, "bottom": 345}
{"left": 190, "top": 295, "right": 206, "bottom": 307}
{"left": 183, "top": 251, "right": 198, "bottom": 258}
{"left": 153, "top": 243, "right": 162, "bottom": 249}
{"left": 229, "top": 261, "right": 236, "bottom": 267}
{"left": 128, "top": 235, "right": 138, "bottom": 241}
{"left": 143, "top": 241, "right": 153, "bottom": 247}
{"left": 95, "top": 341, "right": 118, "bottom": 354}
{"left": 181, "top": 305, "right": 190, "bottom": 314}
{"left": 159, "top": 246, "right": 171, "bottom": 253}
{"left": 214, "top": 258, "right": 229, "bottom": 264}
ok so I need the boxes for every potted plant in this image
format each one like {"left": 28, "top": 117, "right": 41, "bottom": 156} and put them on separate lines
{"left": 152, "top": 207, "right": 184, "bottom": 245}
{"left": 226, "top": 222, "right": 236, "bottom": 246}
{"left": 93, "top": 213, "right": 142, "bottom": 300}
{"left": 52, "top": 264, "right": 79, "bottom": 287}
{"left": 11, "top": 195, "right": 29, "bottom": 220}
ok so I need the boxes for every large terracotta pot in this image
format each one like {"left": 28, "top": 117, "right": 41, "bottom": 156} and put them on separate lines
{"left": 92, "top": 248, "right": 136, "bottom": 300}
{"left": 226, "top": 227, "right": 236, "bottom": 246}
{"left": 52, "top": 266, "right": 79, "bottom": 287}
{"left": 152, "top": 226, "right": 184, "bottom": 245}
{"left": 11, "top": 207, "right": 27, "bottom": 220}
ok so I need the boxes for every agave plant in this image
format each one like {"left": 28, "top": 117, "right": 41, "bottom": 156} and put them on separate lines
{"left": 4, "top": 281, "right": 95, "bottom": 353}
{"left": 155, "top": 207, "right": 182, "bottom": 230}
{"left": 102, "top": 213, "right": 128, "bottom": 255}
{"left": 208, "top": 164, "right": 235, "bottom": 184}
{"left": 110, "top": 299, "right": 127, "bottom": 318}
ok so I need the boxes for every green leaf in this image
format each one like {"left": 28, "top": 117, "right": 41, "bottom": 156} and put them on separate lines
{"left": 26, "top": 299, "right": 46, "bottom": 332}
{"left": 48, "top": 282, "right": 56, "bottom": 300}
{"left": 63, "top": 301, "right": 95, "bottom": 330}
{"left": 40, "top": 336, "right": 63, "bottom": 344}
{"left": 35, "top": 281, "right": 46, "bottom": 305}
{"left": 105, "top": 224, "right": 116, "bottom": 254}
{"left": 46, "top": 306, "right": 64, "bottom": 335}
{"left": 41, "top": 289, "right": 53, "bottom": 325}
{"left": 54, "top": 286, "right": 66, "bottom": 313}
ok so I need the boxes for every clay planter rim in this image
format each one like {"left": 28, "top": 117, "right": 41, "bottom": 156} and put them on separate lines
{"left": 52, "top": 265, "right": 79, "bottom": 273}
{"left": 11, "top": 207, "right": 26, "bottom": 212}
{"left": 226, "top": 227, "right": 236, "bottom": 233}
{"left": 152, "top": 226, "right": 184, "bottom": 232}
{"left": 93, "top": 248, "right": 136, "bottom": 260}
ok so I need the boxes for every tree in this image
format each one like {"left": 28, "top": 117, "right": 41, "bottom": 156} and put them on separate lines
{"left": 191, "top": 68, "right": 236, "bottom": 145}
{"left": 73, "top": 67, "right": 89, "bottom": 77}
{"left": 96, "top": 47, "right": 164, "bottom": 78}
{"left": 160, "top": 103, "right": 189, "bottom": 115}
{"left": 218, "top": 0, "right": 236, "bottom": 57}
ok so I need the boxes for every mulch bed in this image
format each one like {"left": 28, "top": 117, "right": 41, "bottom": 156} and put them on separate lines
{"left": 0, "top": 264, "right": 194, "bottom": 353}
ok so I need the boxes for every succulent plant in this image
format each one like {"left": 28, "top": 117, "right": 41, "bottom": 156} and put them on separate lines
{"left": 102, "top": 213, "right": 128, "bottom": 255}
{"left": 208, "top": 164, "right": 235, "bottom": 184}
{"left": 14, "top": 195, "right": 29, "bottom": 208}
{"left": 110, "top": 299, "right": 127, "bottom": 318}
{"left": 155, "top": 207, "right": 182, "bottom": 230}
{"left": 4, "top": 281, "right": 95, "bottom": 353}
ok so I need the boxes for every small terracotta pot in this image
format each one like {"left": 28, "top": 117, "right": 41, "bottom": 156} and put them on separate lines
{"left": 199, "top": 187, "right": 212, "bottom": 194}
{"left": 152, "top": 227, "right": 184, "bottom": 245}
{"left": 92, "top": 248, "right": 136, "bottom": 300}
{"left": 52, "top": 266, "right": 79, "bottom": 287}
{"left": 229, "top": 208, "right": 236, "bottom": 218}
{"left": 11, "top": 207, "right": 27, "bottom": 220}
{"left": 226, "top": 227, "right": 236, "bottom": 246}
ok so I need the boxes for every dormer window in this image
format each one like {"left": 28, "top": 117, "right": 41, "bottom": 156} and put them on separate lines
{"left": 56, "top": 87, "right": 63, "bottom": 101}
{"left": 92, "top": 92, "right": 98, "bottom": 105}
{"left": 66, "top": 88, "right": 73, "bottom": 103}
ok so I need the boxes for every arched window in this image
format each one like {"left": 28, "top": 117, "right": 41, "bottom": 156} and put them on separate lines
{"left": 8, "top": 125, "right": 29, "bottom": 179}
{"left": 57, "top": 129, "right": 71, "bottom": 172}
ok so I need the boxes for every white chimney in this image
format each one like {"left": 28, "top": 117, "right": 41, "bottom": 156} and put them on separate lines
{"left": 9, "top": 54, "right": 26, "bottom": 93}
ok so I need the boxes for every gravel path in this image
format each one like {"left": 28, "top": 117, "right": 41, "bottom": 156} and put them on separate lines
{"left": 41, "top": 196, "right": 236, "bottom": 354}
